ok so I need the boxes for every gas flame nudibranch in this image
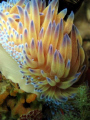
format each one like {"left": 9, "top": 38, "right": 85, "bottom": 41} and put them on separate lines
{"left": 0, "top": 0, "right": 86, "bottom": 103}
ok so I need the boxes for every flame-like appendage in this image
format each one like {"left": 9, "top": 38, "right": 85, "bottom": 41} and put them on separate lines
{"left": 0, "top": 0, "right": 85, "bottom": 104}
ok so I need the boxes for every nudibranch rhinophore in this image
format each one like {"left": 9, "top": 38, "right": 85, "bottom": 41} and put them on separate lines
{"left": 0, "top": 0, "right": 86, "bottom": 104}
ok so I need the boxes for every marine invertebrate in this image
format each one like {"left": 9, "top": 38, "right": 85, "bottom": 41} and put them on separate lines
{"left": 19, "top": 109, "right": 42, "bottom": 120}
{"left": 11, "top": 99, "right": 30, "bottom": 116}
{"left": 0, "top": 78, "right": 41, "bottom": 119}
{"left": 0, "top": 0, "right": 85, "bottom": 104}
{"left": 0, "top": 91, "right": 9, "bottom": 104}
{"left": 52, "top": 84, "right": 90, "bottom": 120}
{"left": 26, "top": 93, "right": 37, "bottom": 103}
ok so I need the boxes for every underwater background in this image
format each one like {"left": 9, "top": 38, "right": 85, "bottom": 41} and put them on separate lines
{"left": 0, "top": 0, "right": 90, "bottom": 120}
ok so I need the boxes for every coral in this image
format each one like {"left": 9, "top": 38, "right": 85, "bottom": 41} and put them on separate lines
{"left": 26, "top": 94, "right": 37, "bottom": 103}
{"left": 11, "top": 102, "right": 31, "bottom": 116}
{"left": 0, "top": 0, "right": 86, "bottom": 104}
{"left": 6, "top": 95, "right": 42, "bottom": 119}
{"left": 0, "top": 91, "right": 9, "bottom": 104}
{"left": 10, "top": 87, "right": 24, "bottom": 96}
{"left": 0, "top": 79, "right": 10, "bottom": 104}
{"left": 0, "top": 73, "right": 41, "bottom": 120}
{"left": 7, "top": 99, "right": 16, "bottom": 110}
{"left": 19, "top": 109, "right": 43, "bottom": 120}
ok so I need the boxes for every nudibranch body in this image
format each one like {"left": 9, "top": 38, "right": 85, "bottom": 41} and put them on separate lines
{"left": 0, "top": 0, "right": 85, "bottom": 104}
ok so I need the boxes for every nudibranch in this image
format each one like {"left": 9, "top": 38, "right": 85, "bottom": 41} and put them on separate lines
{"left": 0, "top": 0, "right": 86, "bottom": 104}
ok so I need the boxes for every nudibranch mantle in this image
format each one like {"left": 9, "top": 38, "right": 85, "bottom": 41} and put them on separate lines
{"left": 0, "top": 0, "right": 85, "bottom": 103}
